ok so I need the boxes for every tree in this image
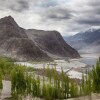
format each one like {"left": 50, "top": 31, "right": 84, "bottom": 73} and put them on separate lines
{"left": 36, "top": 75, "right": 41, "bottom": 97}
{"left": 82, "top": 74, "right": 85, "bottom": 95}
{"left": 91, "top": 59, "right": 100, "bottom": 93}
{"left": 11, "top": 66, "right": 26, "bottom": 100}
{"left": 0, "top": 70, "right": 3, "bottom": 99}
{"left": 26, "top": 73, "right": 32, "bottom": 97}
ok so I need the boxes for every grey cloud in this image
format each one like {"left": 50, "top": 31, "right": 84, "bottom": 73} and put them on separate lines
{"left": 77, "top": 19, "right": 100, "bottom": 25}
{"left": 43, "top": 7, "right": 72, "bottom": 21}
{"left": 87, "top": 1, "right": 100, "bottom": 15}
{"left": 34, "top": 0, "right": 57, "bottom": 8}
{"left": 8, "top": 0, "right": 29, "bottom": 12}
{"left": 1, "top": 0, "right": 100, "bottom": 36}
{"left": 0, "top": 0, "right": 31, "bottom": 12}
{"left": 87, "top": 0, "right": 100, "bottom": 6}
{"left": 72, "top": 0, "right": 100, "bottom": 27}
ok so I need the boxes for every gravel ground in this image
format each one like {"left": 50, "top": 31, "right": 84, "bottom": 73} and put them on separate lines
{"left": 67, "top": 94, "right": 100, "bottom": 100}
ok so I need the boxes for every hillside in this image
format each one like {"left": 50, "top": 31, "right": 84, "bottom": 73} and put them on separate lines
{"left": 26, "top": 29, "right": 80, "bottom": 58}
{"left": 0, "top": 16, "right": 80, "bottom": 61}
{"left": 65, "top": 28, "right": 100, "bottom": 53}
{"left": 0, "top": 16, "right": 51, "bottom": 61}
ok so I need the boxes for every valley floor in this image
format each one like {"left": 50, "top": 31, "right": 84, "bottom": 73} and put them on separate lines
{"left": 1, "top": 53, "right": 100, "bottom": 100}
{"left": 16, "top": 59, "right": 87, "bottom": 80}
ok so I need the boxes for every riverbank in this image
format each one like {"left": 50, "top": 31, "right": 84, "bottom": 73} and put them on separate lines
{"left": 16, "top": 59, "right": 87, "bottom": 80}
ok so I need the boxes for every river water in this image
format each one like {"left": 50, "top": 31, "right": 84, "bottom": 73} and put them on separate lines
{"left": 79, "top": 53, "right": 99, "bottom": 67}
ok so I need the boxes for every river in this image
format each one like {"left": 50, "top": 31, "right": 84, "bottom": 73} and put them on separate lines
{"left": 79, "top": 53, "right": 100, "bottom": 67}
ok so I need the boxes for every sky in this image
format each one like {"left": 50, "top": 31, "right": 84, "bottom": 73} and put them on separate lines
{"left": 0, "top": 0, "right": 100, "bottom": 36}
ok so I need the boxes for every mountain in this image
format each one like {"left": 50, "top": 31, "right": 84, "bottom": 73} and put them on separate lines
{"left": 65, "top": 28, "right": 100, "bottom": 53}
{"left": 0, "top": 16, "right": 80, "bottom": 61}
{"left": 0, "top": 16, "right": 27, "bottom": 40}
{"left": 26, "top": 29, "right": 80, "bottom": 58}
{"left": 0, "top": 16, "right": 51, "bottom": 61}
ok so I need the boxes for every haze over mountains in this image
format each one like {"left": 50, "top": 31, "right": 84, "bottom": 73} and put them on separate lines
{"left": 65, "top": 28, "right": 100, "bottom": 53}
{"left": 0, "top": 16, "right": 80, "bottom": 61}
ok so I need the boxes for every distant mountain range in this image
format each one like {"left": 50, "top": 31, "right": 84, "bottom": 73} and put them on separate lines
{"left": 0, "top": 16, "right": 80, "bottom": 61}
{"left": 65, "top": 28, "right": 100, "bottom": 53}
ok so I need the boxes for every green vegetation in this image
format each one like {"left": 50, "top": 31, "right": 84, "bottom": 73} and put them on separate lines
{"left": 0, "top": 57, "right": 80, "bottom": 100}
{"left": 80, "top": 57, "right": 100, "bottom": 98}
{"left": 1, "top": 57, "right": 100, "bottom": 100}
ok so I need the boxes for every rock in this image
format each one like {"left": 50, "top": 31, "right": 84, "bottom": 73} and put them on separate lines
{"left": 26, "top": 29, "right": 80, "bottom": 58}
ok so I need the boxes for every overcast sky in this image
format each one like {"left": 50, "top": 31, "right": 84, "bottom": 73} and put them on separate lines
{"left": 0, "top": 0, "right": 100, "bottom": 36}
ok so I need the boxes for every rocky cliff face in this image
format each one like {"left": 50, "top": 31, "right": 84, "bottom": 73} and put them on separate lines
{"left": 0, "top": 16, "right": 51, "bottom": 61}
{"left": 0, "top": 16, "right": 80, "bottom": 61}
{"left": 26, "top": 29, "right": 80, "bottom": 58}
{"left": 0, "top": 16, "right": 27, "bottom": 40}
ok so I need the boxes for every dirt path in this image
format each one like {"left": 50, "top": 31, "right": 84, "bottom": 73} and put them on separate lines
{"left": 1, "top": 80, "right": 11, "bottom": 99}
{"left": 67, "top": 94, "right": 100, "bottom": 100}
